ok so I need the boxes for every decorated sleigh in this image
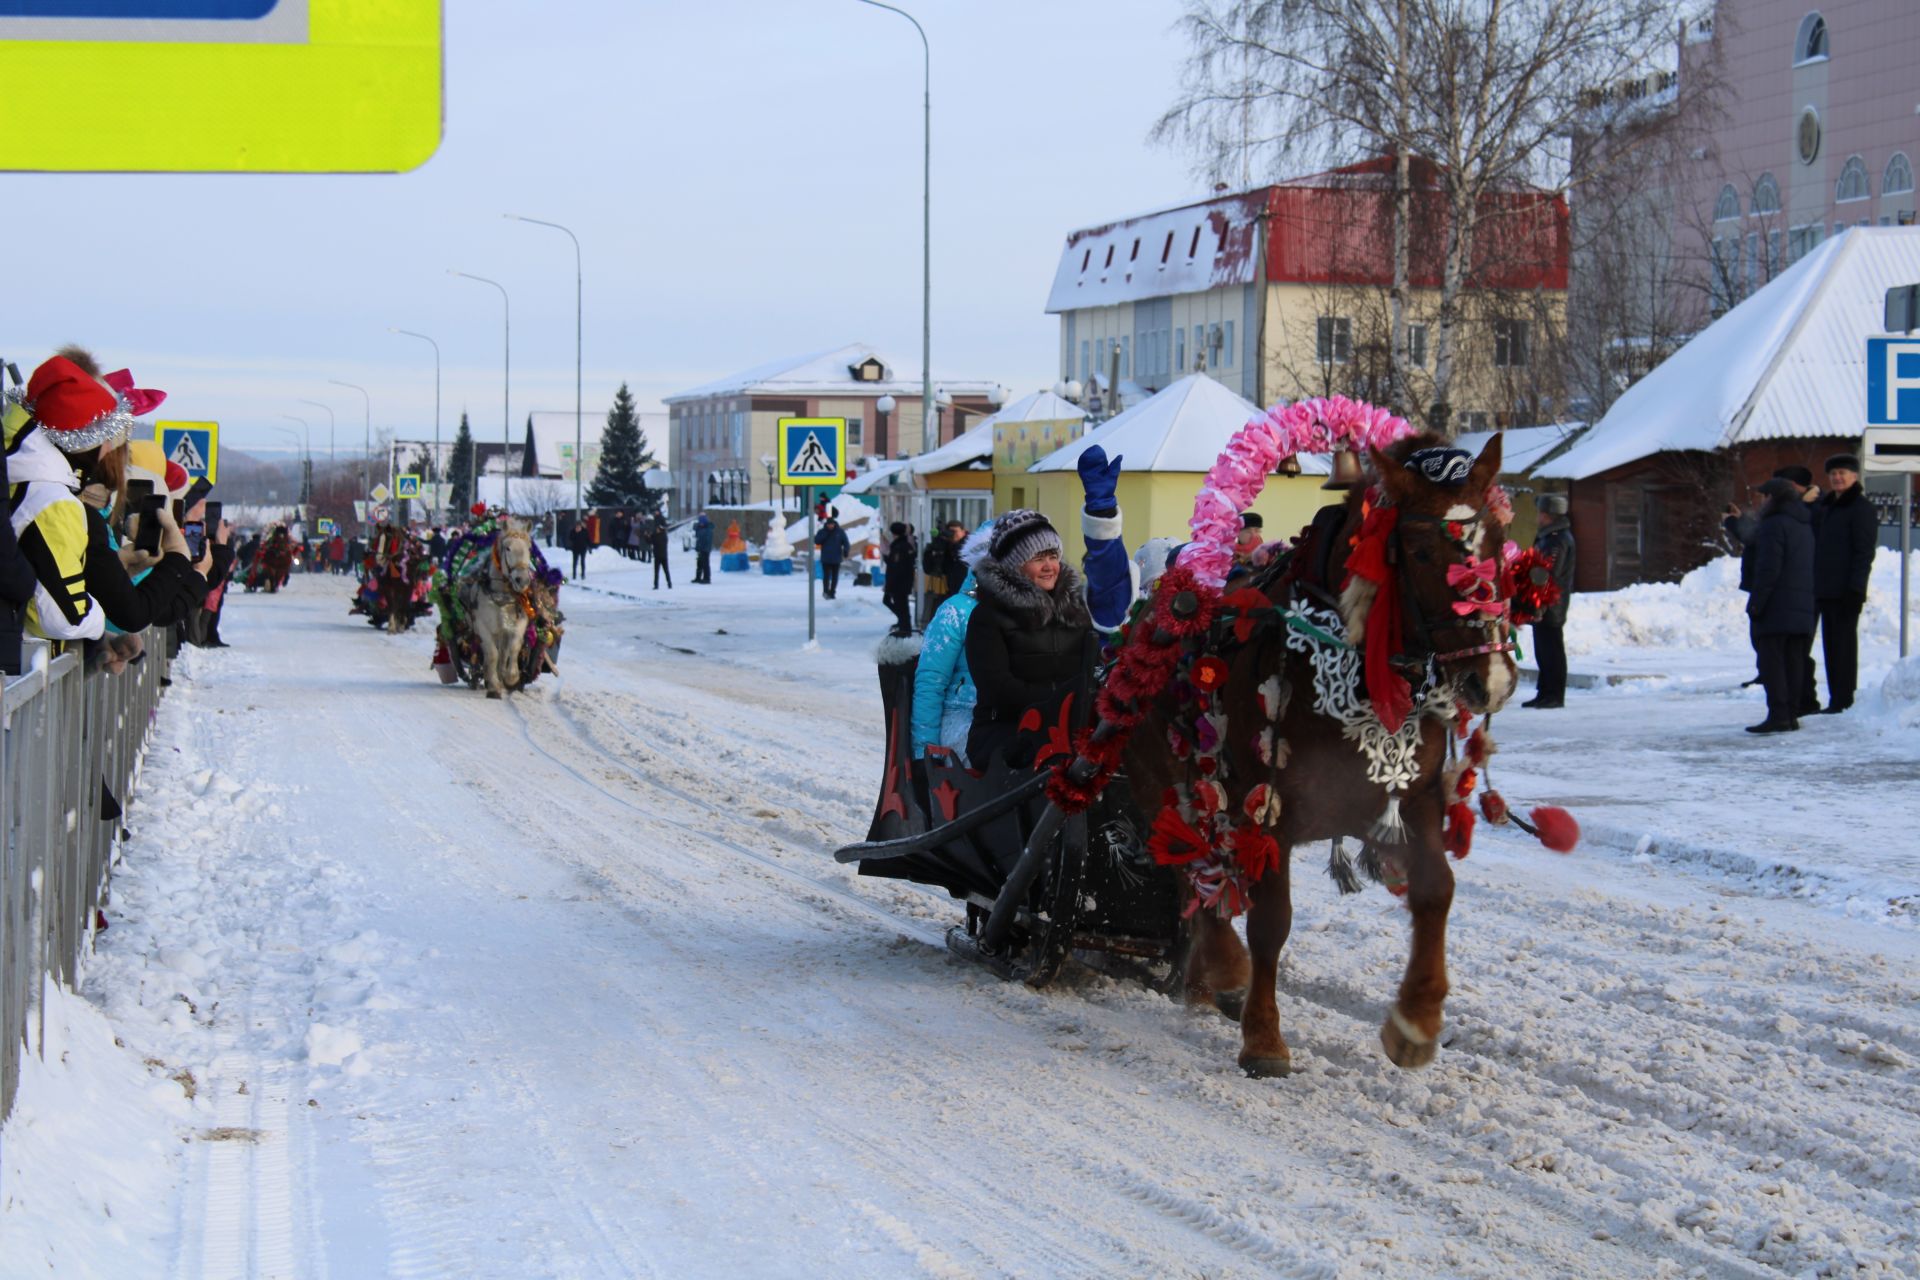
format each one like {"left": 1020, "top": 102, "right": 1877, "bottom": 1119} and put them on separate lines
{"left": 837, "top": 397, "right": 1584, "bottom": 1075}
{"left": 833, "top": 641, "right": 1188, "bottom": 989}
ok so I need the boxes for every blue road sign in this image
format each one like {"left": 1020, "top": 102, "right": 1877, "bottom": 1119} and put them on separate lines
{"left": 1867, "top": 336, "right": 1920, "bottom": 425}
{"left": 778, "top": 417, "right": 846, "bottom": 486}
{"left": 158, "top": 421, "right": 218, "bottom": 482}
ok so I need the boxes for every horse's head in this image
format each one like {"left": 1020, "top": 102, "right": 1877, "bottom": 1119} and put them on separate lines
{"left": 497, "top": 524, "right": 535, "bottom": 594}
{"left": 1365, "top": 432, "right": 1518, "bottom": 716}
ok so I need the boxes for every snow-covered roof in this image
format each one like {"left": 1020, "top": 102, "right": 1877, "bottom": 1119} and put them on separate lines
{"left": 664, "top": 343, "right": 1001, "bottom": 405}
{"left": 1538, "top": 228, "right": 1920, "bottom": 480}
{"left": 992, "top": 389, "right": 1087, "bottom": 424}
{"left": 839, "top": 458, "right": 910, "bottom": 496}
{"left": 1028, "top": 374, "right": 1330, "bottom": 475}
{"left": 1046, "top": 191, "right": 1265, "bottom": 314}
{"left": 1452, "top": 423, "right": 1587, "bottom": 476}
{"left": 843, "top": 417, "right": 996, "bottom": 492}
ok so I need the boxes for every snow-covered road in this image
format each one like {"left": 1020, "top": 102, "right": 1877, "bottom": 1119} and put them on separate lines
{"left": 5, "top": 563, "right": 1919, "bottom": 1278}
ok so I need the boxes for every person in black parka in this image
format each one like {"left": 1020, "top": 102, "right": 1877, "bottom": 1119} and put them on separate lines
{"left": 1809, "top": 453, "right": 1878, "bottom": 713}
{"left": 813, "top": 516, "right": 849, "bottom": 598}
{"left": 1743, "top": 477, "right": 1816, "bottom": 734}
{"left": 964, "top": 509, "right": 1091, "bottom": 769}
{"left": 882, "top": 521, "right": 916, "bottom": 635}
{"left": 1523, "top": 493, "right": 1577, "bottom": 709}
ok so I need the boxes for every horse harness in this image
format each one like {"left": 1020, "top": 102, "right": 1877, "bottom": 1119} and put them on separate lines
{"left": 486, "top": 537, "right": 538, "bottom": 621}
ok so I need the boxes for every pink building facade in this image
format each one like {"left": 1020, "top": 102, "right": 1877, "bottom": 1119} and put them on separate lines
{"left": 1688, "top": 3, "right": 1918, "bottom": 310}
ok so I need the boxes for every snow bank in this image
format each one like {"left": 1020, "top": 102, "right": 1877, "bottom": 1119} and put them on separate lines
{"left": 0, "top": 982, "right": 193, "bottom": 1280}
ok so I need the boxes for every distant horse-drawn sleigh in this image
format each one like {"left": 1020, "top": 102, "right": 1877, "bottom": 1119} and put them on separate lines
{"left": 838, "top": 402, "right": 1577, "bottom": 1077}
{"left": 431, "top": 514, "right": 565, "bottom": 698}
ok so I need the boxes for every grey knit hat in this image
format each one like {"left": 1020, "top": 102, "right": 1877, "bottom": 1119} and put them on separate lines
{"left": 1536, "top": 493, "right": 1568, "bottom": 515}
{"left": 989, "top": 508, "right": 1062, "bottom": 567}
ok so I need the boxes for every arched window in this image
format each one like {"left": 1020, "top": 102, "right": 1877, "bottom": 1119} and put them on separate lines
{"left": 1751, "top": 173, "right": 1782, "bottom": 215}
{"left": 1885, "top": 153, "right": 1915, "bottom": 195}
{"left": 1714, "top": 184, "right": 1741, "bottom": 222}
{"left": 1837, "top": 155, "right": 1870, "bottom": 202}
{"left": 1795, "top": 12, "right": 1828, "bottom": 63}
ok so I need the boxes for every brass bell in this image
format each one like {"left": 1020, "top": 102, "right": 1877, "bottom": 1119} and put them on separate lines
{"left": 1322, "top": 448, "right": 1367, "bottom": 490}
{"left": 1275, "top": 453, "right": 1303, "bottom": 477}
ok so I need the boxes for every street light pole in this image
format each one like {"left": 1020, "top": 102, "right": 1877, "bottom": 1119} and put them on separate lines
{"left": 328, "top": 378, "right": 372, "bottom": 501}
{"left": 297, "top": 398, "right": 336, "bottom": 472}
{"left": 450, "top": 270, "right": 512, "bottom": 515}
{"left": 390, "top": 329, "right": 442, "bottom": 523}
{"left": 505, "top": 215, "right": 583, "bottom": 521}
{"left": 279, "top": 415, "right": 312, "bottom": 504}
{"left": 854, "top": 0, "right": 932, "bottom": 459}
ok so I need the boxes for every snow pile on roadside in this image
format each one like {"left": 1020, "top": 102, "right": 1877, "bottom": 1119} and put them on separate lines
{"left": 1566, "top": 555, "right": 1747, "bottom": 654}
{"left": 0, "top": 981, "right": 192, "bottom": 1279}
{"left": 1865, "top": 654, "right": 1920, "bottom": 731}
{"left": 1569, "top": 546, "right": 1917, "bottom": 668}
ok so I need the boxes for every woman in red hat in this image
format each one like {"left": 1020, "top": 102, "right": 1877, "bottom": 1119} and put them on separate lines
{"left": 5, "top": 349, "right": 210, "bottom": 655}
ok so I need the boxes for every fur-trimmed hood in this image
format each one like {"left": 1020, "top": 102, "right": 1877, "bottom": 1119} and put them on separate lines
{"left": 973, "top": 557, "right": 1090, "bottom": 631}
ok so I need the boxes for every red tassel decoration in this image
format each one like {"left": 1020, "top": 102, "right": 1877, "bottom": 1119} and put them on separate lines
{"left": 1528, "top": 806, "right": 1580, "bottom": 853}
{"left": 1443, "top": 801, "right": 1475, "bottom": 860}
{"left": 1479, "top": 790, "right": 1510, "bottom": 824}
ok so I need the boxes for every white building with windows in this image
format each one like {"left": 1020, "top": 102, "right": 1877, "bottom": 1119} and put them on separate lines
{"left": 1045, "top": 158, "right": 1570, "bottom": 430}
{"left": 663, "top": 344, "right": 1002, "bottom": 519}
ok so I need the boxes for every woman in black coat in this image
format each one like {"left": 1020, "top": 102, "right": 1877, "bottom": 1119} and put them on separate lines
{"left": 964, "top": 509, "right": 1091, "bottom": 768}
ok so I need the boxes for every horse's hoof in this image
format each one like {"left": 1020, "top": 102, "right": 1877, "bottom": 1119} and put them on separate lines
{"left": 1213, "top": 988, "right": 1248, "bottom": 1024}
{"left": 1380, "top": 1008, "right": 1439, "bottom": 1070}
{"left": 486, "top": 690, "right": 502, "bottom": 700}
{"left": 1239, "top": 1052, "right": 1293, "bottom": 1079}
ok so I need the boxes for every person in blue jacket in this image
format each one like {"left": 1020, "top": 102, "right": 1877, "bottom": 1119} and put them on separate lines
{"left": 911, "top": 520, "right": 993, "bottom": 763}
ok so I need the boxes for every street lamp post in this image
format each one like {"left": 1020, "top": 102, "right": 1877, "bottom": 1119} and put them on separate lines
{"left": 279, "top": 416, "right": 312, "bottom": 505}
{"left": 297, "top": 398, "right": 336, "bottom": 472}
{"left": 854, "top": 0, "right": 933, "bottom": 460}
{"left": 875, "top": 393, "right": 895, "bottom": 459}
{"left": 449, "top": 270, "right": 511, "bottom": 515}
{"left": 505, "top": 215, "right": 583, "bottom": 521}
{"left": 328, "top": 378, "right": 372, "bottom": 501}
{"left": 760, "top": 452, "right": 776, "bottom": 511}
{"left": 390, "top": 328, "right": 441, "bottom": 523}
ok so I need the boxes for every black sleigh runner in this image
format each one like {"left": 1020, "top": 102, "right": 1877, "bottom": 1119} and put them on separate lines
{"left": 836, "top": 397, "right": 1585, "bottom": 1076}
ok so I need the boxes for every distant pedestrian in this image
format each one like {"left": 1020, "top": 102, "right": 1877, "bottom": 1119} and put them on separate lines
{"left": 649, "top": 515, "right": 672, "bottom": 589}
{"left": 1743, "top": 476, "right": 1816, "bottom": 734}
{"left": 1523, "top": 493, "right": 1576, "bottom": 709}
{"left": 328, "top": 533, "right": 347, "bottom": 575}
{"left": 814, "top": 516, "right": 850, "bottom": 598}
{"left": 1809, "top": 453, "right": 1877, "bottom": 714}
{"left": 428, "top": 526, "right": 448, "bottom": 562}
{"left": 883, "top": 521, "right": 915, "bottom": 634}
{"left": 1725, "top": 465, "right": 1815, "bottom": 690}
{"left": 692, "top": 512, "right": 714, "bottom": 583}
{"left": 567, "top": 518, "right": 590, "bottom": 579}
{"left": 922, "top": 521, "right": 966, "bottom": 610}
{"left": 630, "top": 518, "right": 647, "bottom": 562}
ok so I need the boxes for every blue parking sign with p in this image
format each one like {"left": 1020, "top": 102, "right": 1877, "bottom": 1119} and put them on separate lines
{"left": 1867, "top": 337, "right": 1920, "bottom": 425}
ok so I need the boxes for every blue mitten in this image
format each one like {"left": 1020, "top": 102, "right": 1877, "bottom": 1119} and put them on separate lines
{"left": 1077, "top": 445, "right": 1123, "bottom": 515}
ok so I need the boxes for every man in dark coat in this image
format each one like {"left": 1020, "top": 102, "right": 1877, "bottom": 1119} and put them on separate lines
{"left": 1809, "top": 453, "right": 1877, "bottom": 713}
{"left": 692, "top": 512, "right": 714, "bottom": 584}
{"left": 1725, "top": 465, "right": 1813, "bottom": 689}
{"left": 1743, "top": 476, "right": 1817, "bottom": 734}
{"left": 1522, "top": 493, "right": 1577, "bottom": 708}
{"left": 813, "top": 516, "right": 850, "bottom": 598}
{"left": 649, "top": 515, "right": 672, "bottom": 589}
{"left": 567, "top": 517, "right": 591, "bottom": 580}
{"left": 882, "top": 521, "right": 916, "bottom": 635}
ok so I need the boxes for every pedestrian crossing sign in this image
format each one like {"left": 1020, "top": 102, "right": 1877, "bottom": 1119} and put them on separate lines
{"left": 395, "top": 474, "right": 422, "bottom": 498}
{"left": 777, "top": 417, "right": 846, "bottom": 486}
{"left": 158, "top": 421, "right": 218, "bottom": 483}
{"left": 317, "top": 518, "right": 338, "bottom": 536}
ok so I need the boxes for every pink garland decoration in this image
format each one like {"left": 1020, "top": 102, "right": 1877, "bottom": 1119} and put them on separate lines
{"left": 1179, "top": 396, "right": 1416, "bottom": 588}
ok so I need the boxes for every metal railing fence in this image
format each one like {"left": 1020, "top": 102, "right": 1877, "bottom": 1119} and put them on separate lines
{"left": 0, "top": 637, "right": 171, "bottom": 1131}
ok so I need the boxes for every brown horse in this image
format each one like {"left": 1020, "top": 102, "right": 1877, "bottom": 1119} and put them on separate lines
{"left": 371, "top": 526, "right": 423, "bottom": 635}
{"left": 1125, "top": 432, "right": 1515, "bottom": 1077}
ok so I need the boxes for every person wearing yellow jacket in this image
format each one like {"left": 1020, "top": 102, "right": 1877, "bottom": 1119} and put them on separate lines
{"left": 5, "top": 352, "right": 202, "bottom": 653}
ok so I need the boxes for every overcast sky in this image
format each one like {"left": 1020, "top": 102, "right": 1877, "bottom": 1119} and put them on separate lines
{"left": 0, "top": 0, "right": 1204, "bottom": 462}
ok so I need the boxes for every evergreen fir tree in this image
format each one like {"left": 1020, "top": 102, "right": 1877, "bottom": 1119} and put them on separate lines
{"left": 585, "top": 383, "right": 659, "bottom": 513}
{"left": 448, "top": 412, "right": 476, "bottom": 514}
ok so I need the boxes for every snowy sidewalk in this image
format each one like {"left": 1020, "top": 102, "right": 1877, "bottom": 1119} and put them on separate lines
{"left": 3, "top": 562, "right": 1918, "bottom": 1278}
